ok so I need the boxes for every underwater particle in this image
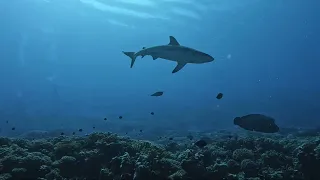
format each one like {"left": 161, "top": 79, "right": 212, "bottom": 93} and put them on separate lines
{"left": 216, "top": 93, "right": 223, "bottom": 99}
{"left": 234, "top": 114, "right": 279, "bottom": 133}
{"left": 194, "top": 139, "right": 207, "bottom": 148}
{"left": 119, "top": 116, "right": 123, "bottom": 119}
{"left": 104, "top": 117, "right": 107, "bottom": 121}
{"left": 12, "top": 127, "right": 15, "bottom": 130}
{"left": 169, "top": 137, "right": 173, "bottom": 140}
{"left": 72, "top": 132, "right": 75, "bottom": 135}
{"left": 151, "top": 91, "right": 164, "bottom": 96}
{"left": 60, "top": 132, "right": 64, "bottom": 135}
{"left": 78, "top": 128, "right": 83, "bottom": 132}
{"left": 150, "top": 112, "right": 154, "bottom": 115}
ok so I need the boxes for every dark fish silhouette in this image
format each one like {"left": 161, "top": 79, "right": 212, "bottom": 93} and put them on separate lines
{"left": 194, "top": 139, "right": 207, "bottom": 148}
{"left": 234, "top": 114, "right": 279, "bottom": 133}
{"left": 150, "top": 112, "right": 154, "bottom": 115}
{"left": 151, "top": 91, "right": 164, "bottom": 96}
{"left": 187, "top": 134, "right": 193, "bottom": 140}
{"left": 216, "top": 93, "right": 223, "bottom": 99}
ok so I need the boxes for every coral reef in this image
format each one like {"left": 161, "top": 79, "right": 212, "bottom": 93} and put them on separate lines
{"left": 0, "top": 132, "right": 319, "bottom": 180}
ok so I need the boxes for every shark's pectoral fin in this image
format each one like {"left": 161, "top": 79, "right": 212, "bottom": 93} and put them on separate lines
{"left": 172, "top": 62, "right": 187, "bottom": 73}
{"left": 168, "top": 36, "right": 180, "bottom": 46}
{"left": 152, "top": 56, "right": 158, "bottom": 60}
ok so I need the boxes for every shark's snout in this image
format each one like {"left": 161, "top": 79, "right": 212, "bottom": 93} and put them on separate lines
{"left": 208, "top": 55, "right": 214, "bottom": 62}
{"left": 196, "top": 51, "right": 214, "bottom": 62}
{"left": 203, "top": 54, "right": 214, "bottom": 62}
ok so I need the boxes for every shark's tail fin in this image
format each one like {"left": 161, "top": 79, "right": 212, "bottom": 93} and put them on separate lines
{"left": 122, "top": 51, "right": 136, "bottom": 68}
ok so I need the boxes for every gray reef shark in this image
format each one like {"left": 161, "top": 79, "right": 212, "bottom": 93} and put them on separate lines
{"left": 122, "top": 36, "right": 214, "bottom": 73}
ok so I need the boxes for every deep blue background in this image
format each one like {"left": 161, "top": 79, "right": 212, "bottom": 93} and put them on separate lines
{"left": 0, "top": 0, "right": 319, "bottom": 136}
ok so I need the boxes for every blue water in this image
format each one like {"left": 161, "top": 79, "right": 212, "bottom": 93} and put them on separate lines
{"left": 0, "top": 0, "right": 319, "bottom": 137}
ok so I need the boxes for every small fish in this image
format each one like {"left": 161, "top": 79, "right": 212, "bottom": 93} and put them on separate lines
{"left": 150, "top": 112, "right": 154, "bottom": 115}
{"left": 216, "top": 93, "right": 223, "bottom": 99}
{"left": 104, "top": 117, "right": 107, "bottom": 121}
{"left": 169, "top": 137, "right": 173, "bottom": 140}
{"left": 12, "top": 127, "right": 15, "bottom": 130}
{"left": 194, "top": 139, "right": 207, "bottom": 148}
{"left": 78, "top": 128, "right": 83, "bottom": 132}
{"left": 234, "top": 114, "right": 279, "bottom": 133}
{"left": 187, "top": 134, "right": 193, "bottom": 140}
{"left": 119, "top": 116, "right": 123, "bottom": 119}
{"left": 60, "top": 132, "right": 64, "bottom": 135}
{"left": 72, "top": 132, "right": 75, "bottom": 135}
{"left": 151, "top": 91, "right": 163, "bottom": 97}
{"left": 6, "top": 120, "right": 8, "bottom": 123}
{"left": 139, "top": 129, "right": 143, "bottom": 133}
{"left": 93, "top": 126, "right": 96, "bottom": 129}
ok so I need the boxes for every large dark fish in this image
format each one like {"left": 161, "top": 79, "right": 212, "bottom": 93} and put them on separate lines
{"left": 234, "top": 114, "right": 279, "bottom": 133}
{"left": 151, "top": 91, "right": 164, "bottom": 96}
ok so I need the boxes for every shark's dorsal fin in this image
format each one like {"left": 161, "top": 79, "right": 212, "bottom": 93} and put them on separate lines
{"left": 172, "top": 62, "right": 187, "bottom": 73}
{"left": 168, "top": 36, "right": 180, "bottom": 46}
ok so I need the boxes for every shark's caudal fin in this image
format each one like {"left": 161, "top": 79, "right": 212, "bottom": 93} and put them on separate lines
{"left": 122, "top": 51, "right": 136, "bottom": 68}
{"left": 172, "top": 62, "right": 187, "bottom": 73}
